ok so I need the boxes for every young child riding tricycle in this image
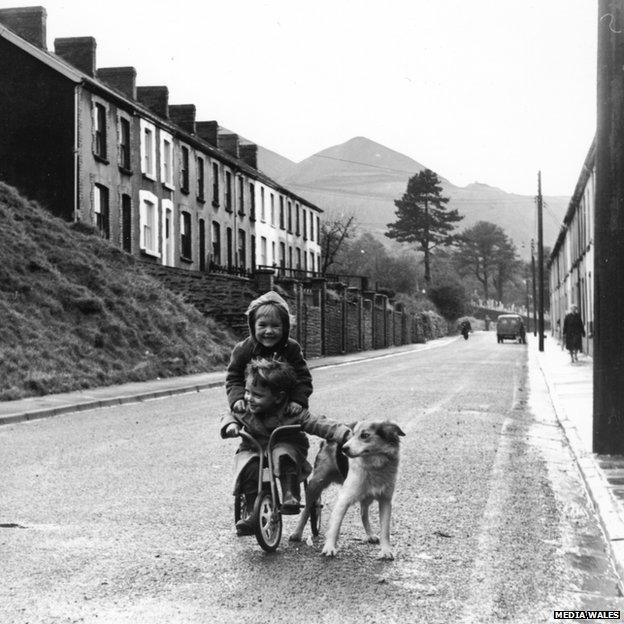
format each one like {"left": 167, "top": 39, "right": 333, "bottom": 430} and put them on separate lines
{"left": 221, "top": 359, "right": 351, "bottom": 546}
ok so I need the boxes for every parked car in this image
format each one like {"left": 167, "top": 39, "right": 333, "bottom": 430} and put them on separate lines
{"left": 496, "top": 314, "right": 526, "bottom": 344}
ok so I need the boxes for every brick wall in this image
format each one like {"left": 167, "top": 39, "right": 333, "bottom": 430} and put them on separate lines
{"left": 302, "top": 303, "right": 322, "bottom": 358}
{"left": 346, "top": 298, "right": 360, "bottom": 351}
{"left": 142, "top": 265, "right": 447, "bottom": 360}
{"left": 325, "top": 298, "right": 343, "bottom": 356}
{"left": 363, "top": 300, "right": 373, "bottom": 351}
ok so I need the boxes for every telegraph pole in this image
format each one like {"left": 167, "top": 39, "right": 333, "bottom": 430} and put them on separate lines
{"left": 531, "top": 239, "right": 537, "bottom": 337}
{"left": 537, "top": 172, "right": 545, "bottom": 352}
{"left": 594, "top": 0, "right": 624, "bottom": 453}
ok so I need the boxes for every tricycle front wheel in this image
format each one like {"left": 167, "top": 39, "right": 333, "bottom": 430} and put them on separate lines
{"left": 254, "top": 491, "right": 282, "bottom": 552}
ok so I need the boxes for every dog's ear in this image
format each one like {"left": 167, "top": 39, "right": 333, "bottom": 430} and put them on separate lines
{"left": 347, "top": 421, "right": 358, "bottom": 431}
{"left": 377, "top": 421, "right": 406, "bottom": 444}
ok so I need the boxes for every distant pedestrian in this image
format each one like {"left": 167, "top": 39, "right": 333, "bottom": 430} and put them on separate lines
{"left": 225, "top": 290, "right": 313, "bottom": 416}
{"left": 562, "top": 305, "right": 585, "bottom": 363}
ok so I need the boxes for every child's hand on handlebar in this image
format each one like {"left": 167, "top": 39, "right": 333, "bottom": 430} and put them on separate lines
{"left": 224, "top": 423, "right": 241, "bottom": 438}
{"left": 286, "top": 401, "right": 303, "bottom": 416}
{"left": 232, "top": 399, "right": 246, "bottom": 413}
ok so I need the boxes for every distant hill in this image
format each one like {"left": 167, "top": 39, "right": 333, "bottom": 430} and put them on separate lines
{"left": 0, "top": 182, "right": 235, "bottom": 400}
{"left": 258, "top": 137, "right": 568, "bottom": 258}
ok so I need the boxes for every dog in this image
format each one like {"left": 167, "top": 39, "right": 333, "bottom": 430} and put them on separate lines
{"left": 289, "top": 420, "right": 405, "bottom": 560}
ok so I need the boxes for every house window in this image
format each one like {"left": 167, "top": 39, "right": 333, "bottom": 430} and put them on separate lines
{"left": 295, "top": 203, "right": 300, "bottom": 235}
{"left": 271, "top": 241, "right": 276, "bottom": 265}
{"left": 121, "top": 194, "right": 132, "bottom": 252}
{"left": 251, "top": 234, "right": 256, "bottom": 270}
{"left": 260, "top": 188, "right": 266, "bottom": 222}
{"left": 162, "top": 200, "right": 174, "bottom": 267}
{"left": 316, "top": 216, "right": 320, "bottom": 244}
{"left": 139, "top": 190, "right": 159, "bottom": 255}
{"left": 260, "top": 236, "right": 267, "bottom": 265}
{"left": 238, "top": 176, "right": 245, "bottom": 215}
{"left": 238, "top": 229, "right": 246, "bottom": 269}
{"left": 180, "top": 211, "right": 192, "bottom": 260}
{"left": 279, "top": 242, "right": 286, "bottom": 269}
{"left": 93, "top": 183, "right": 109, "bottom": 239}
{"left": 161, "top": 133, "right": 174, "bottom": 187}
{"left": 317, "top": 253, "right": 321, "bottom": 273}
{"left": 302, "top": 209, "right": 308, "bottom": 240}
{"left": 279, "top": 197, "right": 285, "bottom": 229}
{"left": 287, "top": 201, "right": 292, "bottom": 233}
{"left": 303, "top": 250, "right": 307, "bottom": 271}
{"left": 226, "top": 227, "right": 233, "bottom": 267}
{"left": 94, "top": 103, "right": 107, "bottom": 160}
{"left": 309, "top": 212, "right": 315, "bottom": 242}
{"left": 309, "top": 252, "right": 315, "bottom": 273}
{"left": 296, "top": 247, "right": 301, "bottom": 269}
{"left": 270, "top": 193, "right": 275, "bottom": 225}
{"left": 212, "top": 221, "right": 221, "bottom": 264}
{"left": 119, "top": 117, "right": 131, "bottom": 171}
{"left": 197, "top": 156, "right": 205, "bottom": 201}
{"left": 180, "top": 146, "right": 190, "bottom": 193}
{"left": 141, "top": 120, "right": 156, "bottom": 179}
{"left": 249, "top": 183, "right": 256, "bottom": 221}
{"left": 212, "top": 162, "right": 220, "bottom": 206}
{"left": 225, "top": 171, "right": 232, "bottom": 211}
{"left": 199, "top": 219, "right": 206, "bottom": 271}
{"left": 288, "top": 246, "right": 293, "bottom": 268}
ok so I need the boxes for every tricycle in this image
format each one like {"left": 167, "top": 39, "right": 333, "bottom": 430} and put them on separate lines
{"left": 234, "top": 424, "right": 322, "bottom": 552}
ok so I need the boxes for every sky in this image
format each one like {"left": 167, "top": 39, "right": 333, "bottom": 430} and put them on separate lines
{"left": 13, "top": 0, "right": 597, "bottom": 197}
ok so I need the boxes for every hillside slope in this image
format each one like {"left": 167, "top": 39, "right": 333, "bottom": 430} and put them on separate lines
{"left": 259, "top": 137, "right": 569, "bottom": 257}
{"left": 0, "top": 183, "right": 236, "bottom": 400}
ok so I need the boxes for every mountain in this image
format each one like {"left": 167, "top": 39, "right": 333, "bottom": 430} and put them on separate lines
{"left": 258, "top": 137, "right": 568, "bottom": 258}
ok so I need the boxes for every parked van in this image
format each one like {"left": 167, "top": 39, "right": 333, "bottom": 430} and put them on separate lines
{"left": 496, "top": 314, "right": 526, "bottom": 344}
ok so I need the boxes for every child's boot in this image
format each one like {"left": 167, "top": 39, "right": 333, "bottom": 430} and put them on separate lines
{"left": 235, "top": 493, "right": 256, "bottom": 536}
{"left": 280, "top": 472, "right": 301, "bottom": 514}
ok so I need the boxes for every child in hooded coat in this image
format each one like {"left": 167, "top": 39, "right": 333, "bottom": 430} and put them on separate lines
{"left": 225, "top": 290, "right": 313, "bottom": 416}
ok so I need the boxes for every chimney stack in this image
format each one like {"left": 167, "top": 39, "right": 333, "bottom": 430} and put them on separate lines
{"left": 96, "top": 67, "right": 137, "bottom": 100}
{"left": 136, "top": 86, "right": 169, "bottom": 118}
{"left": 196, "top": 121, "right": 219, "bottom": 146}
{"left": 218, "top": 133, "right": 240, "bottom": 158}
{"left": 240, "top": 143, "right": 258, "bottom": 169}
{"left": 0, "top": 6, "right": 47, "bottom": 49}
{"left": 54, "top": 37, "right": 96, "bottom": 77}
{"left": 169, "top": 104, "right": 196, "bottom": 134}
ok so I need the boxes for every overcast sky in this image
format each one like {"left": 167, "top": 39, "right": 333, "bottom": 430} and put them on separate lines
{"left": 19, "top": 0, "right": 596, "bottom": 197}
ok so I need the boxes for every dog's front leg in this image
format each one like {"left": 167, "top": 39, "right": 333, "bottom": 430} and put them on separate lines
{"left": 360, "top": 500, "right": 379, "bottom": 544}
{"left": 321, "top": 494, "right": 351, "bottom": 557}
{"left": 377, "top": 498, "right": 394, "bottom": 560}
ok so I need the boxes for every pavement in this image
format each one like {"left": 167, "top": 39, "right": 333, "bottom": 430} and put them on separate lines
{"left": 2, "top": 332, "right": 624, "bottom": 587}
{"left": 531, "top": 334, "right": 624, "bottom": 589}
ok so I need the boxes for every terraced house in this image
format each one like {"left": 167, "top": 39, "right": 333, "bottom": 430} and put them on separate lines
{"left": 0, "top": 6, "right": 322, "bottom": 276}
{"left": 549, "top": 140, "right": 595, "bottom": 356}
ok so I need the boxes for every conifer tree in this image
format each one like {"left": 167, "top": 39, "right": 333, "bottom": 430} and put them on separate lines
{"left": 386, "top": 169, "right": 463, "bottom": 287}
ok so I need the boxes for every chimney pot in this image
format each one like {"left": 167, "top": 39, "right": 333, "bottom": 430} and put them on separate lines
{"left": 218, "top": 133, "right": 240, "bottom": 159}
{"left": 196, "top": 121, "right": 219, "bottom": 146}
{"left": 54, "top": 36, "right": 96, "bottom": 77}
{"left": 136, "top": 86, "right": 169, "bottom": 118}
{"left": 0, "top": 6, "right": 47, "bottom": 49}
{"left": 240, "top": 143, "right": 258, "bottom": 169}
{"left": 169, "top": 104, "right": 196, "bottom": 134}
{"left": 96, "top": 66, "right": 137, "bottom": 100}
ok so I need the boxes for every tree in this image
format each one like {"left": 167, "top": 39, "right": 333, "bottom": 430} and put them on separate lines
{"left": 453, "top": 221, "right": 518, "bottom": 302}
{"left": 427, "top": 281, "right": 468, "bottom": 320}
{"left": 319, "top": 214, "right": 356, "bottom": 274}
{"left": 386, "top": 169, "right": 463, "bottom": 288}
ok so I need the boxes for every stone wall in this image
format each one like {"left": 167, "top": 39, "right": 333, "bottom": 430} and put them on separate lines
{"left": 142, "top": 263, "right": 447, "bottom": 359}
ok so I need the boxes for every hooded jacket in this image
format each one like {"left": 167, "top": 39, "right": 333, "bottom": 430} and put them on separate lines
{"left": 225, "top": 291, "right": 313, "bottom": 408}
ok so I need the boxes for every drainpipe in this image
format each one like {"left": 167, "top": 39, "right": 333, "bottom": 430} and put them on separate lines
{"left": 73, "top": 84, "right": 81, "bottom": 222}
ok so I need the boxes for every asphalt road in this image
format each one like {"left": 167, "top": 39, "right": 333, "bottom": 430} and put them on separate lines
{"left": 2, "top": 332, "right": 623, "bottom": 623}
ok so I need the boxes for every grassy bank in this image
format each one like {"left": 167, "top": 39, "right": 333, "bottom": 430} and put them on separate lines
{"left": 0, "top": 183, "right": 236, "bottom": 400}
